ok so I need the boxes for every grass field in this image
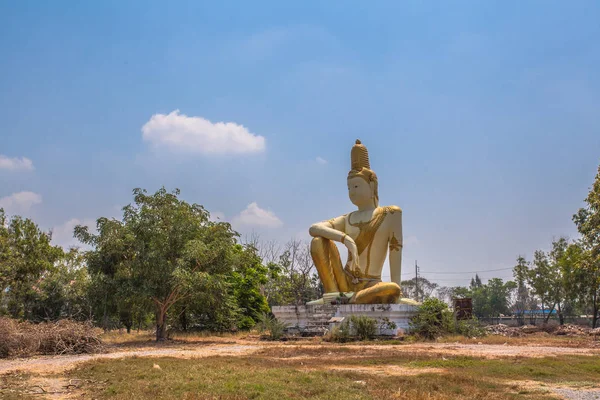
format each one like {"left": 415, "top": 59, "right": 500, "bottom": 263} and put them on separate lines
{"left": 3, "top": 344, "right": 600, "bottom": 399}
{"left": 2, "top": 331, "right": 600, "bottom": 399}
{"left": 63, "top": 350, "right": 600, "bottom": 399}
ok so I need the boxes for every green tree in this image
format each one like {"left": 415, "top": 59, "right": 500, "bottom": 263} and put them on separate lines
{"left": 29, "top": 248, "right": 92, "bottom": 322}
{"left": 0, "top": 209, "right": 63, "bottom": 320}
{"left": 573, "top": 161, "right": 600, "bottom": 327}
{"left": 512, "top": 256, "right": 537, "bottom": 325}
{"left": 228, "top": 244, "right": 270, "bottom": 329}
{"left": 75, "top": 188, "right": 241, "bottom": 340}
{"left": 401, "top": 276, "right": 438, "bottom": 301}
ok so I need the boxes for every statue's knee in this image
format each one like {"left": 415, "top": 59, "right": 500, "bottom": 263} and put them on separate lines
{"left": 310, "top": 237, "right": 326, "bottom": 253}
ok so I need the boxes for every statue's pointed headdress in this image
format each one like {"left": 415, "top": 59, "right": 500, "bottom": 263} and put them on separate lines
{"left": 348, "top": 139, "right": 379, "bottom": 206}
{"left": 351, "top": 139, "right": 371, "bottom": 171}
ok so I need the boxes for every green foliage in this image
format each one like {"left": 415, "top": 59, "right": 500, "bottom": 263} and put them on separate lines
{"left": 262, "top": 241, "right": 322, "bottom": 306}
{"left": 453, "top": 318, "right": 486, "bottom": 338}
{"left": 460, "top": 276, "right": 516, "bottom": 321}
{"left": 0, "top": 210, "right": 64, "bottom": 320}
{"left": 401, "top": 276, "right": 438, "bottom": 302}
{"left": 75, "top": 188, "right": 269, "bottom": 339}
{"left": 256, "top": 313, "right": 287, "bottom": 340}
{"left": 327, "top": 315, "right": 378, "bottom": 342}
{"left": 573, "top": 162, "right": 600, "bottom": 327}
{"left": 410, "top": 297, "right": 454, "bottom": 339}
{"left": 350, "top": 315, "right": 377, "bottom": 340}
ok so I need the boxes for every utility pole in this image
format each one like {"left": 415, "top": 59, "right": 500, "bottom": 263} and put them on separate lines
{"left": 415, "top": 260, "right": 419, "bottom": 302}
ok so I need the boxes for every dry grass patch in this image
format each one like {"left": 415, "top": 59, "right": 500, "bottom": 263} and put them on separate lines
{"left": 437, "top": 334, "right": 598, "bottom": 348}
{"left": 65, "top": 356, "right": 559, "bottom": 400}
{"left": 54, "top": 347, "right": 600, "bottom": 399}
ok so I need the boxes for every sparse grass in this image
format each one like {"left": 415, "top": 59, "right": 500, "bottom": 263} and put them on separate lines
{"left": 54, "top": 347, "right": 600, "bottom": 399}
{"left": 436, "top": 334, "right": 596, "bottom": 347}
{"left": 100, "top": 330, "right": 250, "bottom": 347}
{"left": 67, "top": 355, "right": 559, "bottom": 400}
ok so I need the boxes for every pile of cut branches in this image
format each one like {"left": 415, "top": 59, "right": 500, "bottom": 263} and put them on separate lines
{"left": 0, "top": 317, "right": 103, "bottom": 358}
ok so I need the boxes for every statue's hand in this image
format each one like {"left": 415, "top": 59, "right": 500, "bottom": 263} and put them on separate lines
{"left": 344, "top": 237, "right": 360, "bottom": 272}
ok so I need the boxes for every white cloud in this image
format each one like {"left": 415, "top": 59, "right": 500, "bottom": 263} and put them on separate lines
{"left": 0, "top": 191, "right": 42, "bottom": 213}
{"left": 0, "top": 155, "right": 34, "bottom": 171}
{"left": 316, "top": 156, "right": 327, "bottom": 165}
{"left": 51, "top": 218, "right": 96, "bottom": 249}
{"left": 141, "top": 110, "right": 266, "bottom": 155}
{"left": 232, "top": 202, "right": 283, "bottom": 228}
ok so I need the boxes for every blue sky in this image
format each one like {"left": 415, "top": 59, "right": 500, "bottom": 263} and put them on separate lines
{"left": 1, "top": 1, "right": 599, "bottom": 287}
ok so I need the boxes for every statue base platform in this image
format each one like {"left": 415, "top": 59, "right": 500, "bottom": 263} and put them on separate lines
{"left": 271, "top": 303, "right": 419, "bottom": 336}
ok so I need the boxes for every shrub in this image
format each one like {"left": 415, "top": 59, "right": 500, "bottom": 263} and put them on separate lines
{"left": 410, "top": 298, "right": 454, "bottom": 339}
{"left": 0, "top": 317, "right": 103, "bottom": 358}
{"left": 454, "top": 318, "right": 486, "bottom": 338}
{"left": 350, "top": 315, "right": 377, "bottom": 340}
{"left": 256, "top": 313, "right": 288, "bottom": 340}
{"left": 325, "top": 315, "right": 378, "bottom": 342}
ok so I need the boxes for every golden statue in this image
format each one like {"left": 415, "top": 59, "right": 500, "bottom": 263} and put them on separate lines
{"left": 308, "top": 140, "right": 403, "bottom": 304}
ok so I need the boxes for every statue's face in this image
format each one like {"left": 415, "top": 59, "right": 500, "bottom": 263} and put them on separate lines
{"left": 347, "top": 176, "right": 372, "bottom": 207}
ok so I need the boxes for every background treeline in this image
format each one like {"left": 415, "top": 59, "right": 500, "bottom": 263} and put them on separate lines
{"left": 1, "top": 162, "right": 599, "bottom": 338}
{"left": 401, "top": 162, "right": 600, "bottom": 328}
{"left": 0, "top": 188, "right": 322, "bottom": 340}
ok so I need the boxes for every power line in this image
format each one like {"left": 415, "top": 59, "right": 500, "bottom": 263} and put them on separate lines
{"left": 418, "top": 267, "right": 514, "bottom": 275}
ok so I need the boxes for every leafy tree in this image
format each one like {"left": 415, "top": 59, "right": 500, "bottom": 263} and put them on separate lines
{"left": 527, "top": 238, "right": 571, "bottom": 324}
{"left": 29, "top": 248, "right": 92, "bottom": 322}
{"left": 259, "top": 239, "right": 321, "bottom": 306}
{"left": 75, "top": 188, "right": 242, "bottom": 340}
{"left": 512, "top": 256, "right": 536, "bottom": 325}
{"left": 0, "top": 209, "right": 63, "bottom": 320}
{"left": 228, "top": 244, "right": 270, "bottom": 329}
{"left": 573, "top": 161, "right": 600, "bottom": 327}
{"left": 401, "top": 276, "right": 438, "bottom": 301}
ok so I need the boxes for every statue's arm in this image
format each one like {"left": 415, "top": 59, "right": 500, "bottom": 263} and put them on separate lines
{"left": 388, "top": 207, "right": 403, "bottom": 287}
{"left": 308, "top": 215, "right": 346, "bottom": 242}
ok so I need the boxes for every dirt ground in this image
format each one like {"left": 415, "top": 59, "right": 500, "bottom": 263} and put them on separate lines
{"left": 2, "top": 338, "right": 600, "bottom": 399}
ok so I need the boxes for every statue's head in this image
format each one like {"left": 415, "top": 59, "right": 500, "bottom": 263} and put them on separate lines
{"left": 347, "top": 139, "right": 379, "bottom": 208}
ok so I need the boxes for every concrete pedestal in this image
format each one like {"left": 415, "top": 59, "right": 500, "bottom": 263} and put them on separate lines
{"left": 272, "top": 303, "right": 419, "bottom": 336}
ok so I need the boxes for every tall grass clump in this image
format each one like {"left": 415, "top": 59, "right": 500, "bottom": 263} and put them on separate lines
{"left": 256, "top": 313, "right": 288, "bottom": 340}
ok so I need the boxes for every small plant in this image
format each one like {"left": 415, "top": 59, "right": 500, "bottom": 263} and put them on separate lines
{"left": 326, "top": 319, "right": 352, "bottom": 342}
{"left": 256, "top": 313, "right": 288, "bottom": 341}
{"left": 379, "top": 317, "right": 397, "bottom": 331}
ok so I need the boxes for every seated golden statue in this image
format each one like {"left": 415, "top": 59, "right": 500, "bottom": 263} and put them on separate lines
{"left": 308, "top": 140, "right": 403, "bottom": 304}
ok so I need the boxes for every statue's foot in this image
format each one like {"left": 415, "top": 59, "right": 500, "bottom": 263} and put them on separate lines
{"left": 397, "top": 297, "right": 420, "bottom": 306}
{"left": 307, "top": 292, "right": 354, "bottom": 305}
{"left": 350, "top": 282, "right": 402, "bottom": 304}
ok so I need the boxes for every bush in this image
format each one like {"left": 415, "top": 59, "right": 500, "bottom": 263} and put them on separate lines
{"left": 0, "top": 317, "right": 104, "bottom": 358}
{"left": 325, "top": 315, "right": 378, "bottom": 342}
{"left": 454, "top": 318, "right": 486, "bottom": 338}
{"left": 256, "top": 313, "right": 288, "bottom": 340}
{"left": 410, "top": 298, "right": 454, "bottom": 339}
{"left": 351, "top": 315, "right": 377, "bottom": 340}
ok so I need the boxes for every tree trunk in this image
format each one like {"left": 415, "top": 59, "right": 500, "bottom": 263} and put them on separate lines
{"left": 180, "top": 307, "right": 188, "bottom": 331}
{"left": 156, "top": 308, "right": 167, "bottom": 341}
{"left": 557, "top": 303, "right": 564, "bottom": 325}
{"left": 544, "top": 303, "right": 556, "bottom": 324}
{"left": 593, "top": 302, "right": 599, "bottom": 329}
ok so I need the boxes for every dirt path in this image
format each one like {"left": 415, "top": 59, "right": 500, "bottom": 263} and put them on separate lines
{"left": 2, "top": 341, "right": 599, "bottom": 375}
{"left": 0, "top": 344, "right": 261, "bottom": 375}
